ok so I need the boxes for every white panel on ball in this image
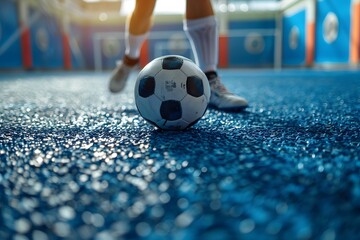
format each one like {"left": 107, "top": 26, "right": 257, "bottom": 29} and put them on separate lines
{"left": 135, "top": 95, "right": 165, "bottom": 126}
{"left": 181, "top": 95, "right": 208, "bottom": 124}
{"left": 154, "top": 70, "right": 188, "bottom": 101}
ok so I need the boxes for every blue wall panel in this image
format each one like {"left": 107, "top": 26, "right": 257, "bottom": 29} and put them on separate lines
{"left": 89, "top": 20, "right": 277, "bottom": 70}
{"left": 315, "top": 0, "right": 351, "bottom": 63}
{"left": 0, "top": 0, "right": 22, "bottom": 69}
{"left": 81, "top": 25, "right": 95, "bottom": 69}
{"left": 282, "top": 9, "right": 306, "bottom": 66}
{"left": 149, "top": 24, "right": 194, "bottom": 62}
{"left": 100, "top": 37, "right": 125, "bottom": 70}
{"left": 89, "top": 23, "right": 194, "bottom": 70}
{"left": 228, "top": 19, "right": 275, "bottom": 67}
{"left": 69, "top": 24, "right": 85, "bottom": 69}
{"left": 30, "top": 9, "right": 64, "bottom": 69}
{"left": 81, "top": 25, "right": 125, "bottom": 70}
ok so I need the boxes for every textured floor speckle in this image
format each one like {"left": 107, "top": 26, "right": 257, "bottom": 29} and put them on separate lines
{"left": 0, "top": 69, "right": 360, "bottom": 240}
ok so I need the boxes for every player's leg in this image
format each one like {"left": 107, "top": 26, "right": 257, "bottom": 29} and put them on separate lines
{"left": 184, "top": 0, "right": 248, "bottom": 111}
{"left": 109, "top": 0, "right": 156, "bottom": 93}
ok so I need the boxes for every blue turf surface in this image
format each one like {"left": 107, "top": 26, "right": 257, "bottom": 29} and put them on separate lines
{"left": 0, "top": 69, "right": 360, "bottom": 239}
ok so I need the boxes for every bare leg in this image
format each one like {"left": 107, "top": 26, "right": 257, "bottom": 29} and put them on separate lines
{"left": 185, "top": 0, "right": 214, "bottom": 20}
{"left": 109, "top": 0, "right": 156, "bottom": 93}
{"left": 125, "top": 0, "right": 156, "bottom": 60}
{"left": 128, "top": 0, "right": 156, "bottom": 35}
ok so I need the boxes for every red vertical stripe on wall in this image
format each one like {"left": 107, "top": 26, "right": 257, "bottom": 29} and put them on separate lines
{"left": 62, "top": 32, "right": 72, "bottom": 70}
{"left": 350, "top": 2, "right": 360, "bottom": 63}
{"left": 306, "top": 22, "right": 315, "bottom": 66}
{"left": 219, "top": 35, "right": 228, "bottom": 68}
{"left": 20, "top": 23, "right": 32, "bottom": 69}
{"left": 139, "top": 39, "right": 149, "bottom": 68}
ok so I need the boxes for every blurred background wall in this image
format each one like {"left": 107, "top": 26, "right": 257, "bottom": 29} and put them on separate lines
{"left": 0, "top": 0, "right": 359, "bottom": 71}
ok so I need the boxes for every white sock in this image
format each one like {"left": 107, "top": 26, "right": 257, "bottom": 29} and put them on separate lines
{"left": 183, "top": 16, "right": 218, "bottom": 73}
{"left": 125, "top": 30, "right": 148, "bottom": 59}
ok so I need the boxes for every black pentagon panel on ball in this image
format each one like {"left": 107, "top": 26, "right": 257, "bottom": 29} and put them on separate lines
{"left": 138, "top": 76, "right": 155, "bottom": 98}
{"left": 160, "top": 100, "right": 182, "bottom": 121}
{"left": 186, "top": 76, "right": 204, "bottom": 97}
{"left": 162, "top": 56, "right": 183, "bottom": 70}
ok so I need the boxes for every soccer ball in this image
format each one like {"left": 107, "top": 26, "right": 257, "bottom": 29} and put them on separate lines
{"left": 134, "top": 55, "right": 210, "bottom": 130}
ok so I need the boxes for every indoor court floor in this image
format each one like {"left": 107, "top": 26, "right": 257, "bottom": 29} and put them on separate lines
{"left": 1, "top": 69, "right": 360, "bottom": 239}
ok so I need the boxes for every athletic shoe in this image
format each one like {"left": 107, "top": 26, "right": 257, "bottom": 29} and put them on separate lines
{"left": 109, "top": 57, "right": 138, "bottom": 93}
{"left": 206, "top": 71, "right": 248, "bottom": 111}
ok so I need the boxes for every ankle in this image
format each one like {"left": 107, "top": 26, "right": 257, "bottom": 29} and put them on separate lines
{"left": 204, "top": 71, "right": 218, "bottom": 80}
{"left": 123, "top": 55, "right": 139, "bottom": 67}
